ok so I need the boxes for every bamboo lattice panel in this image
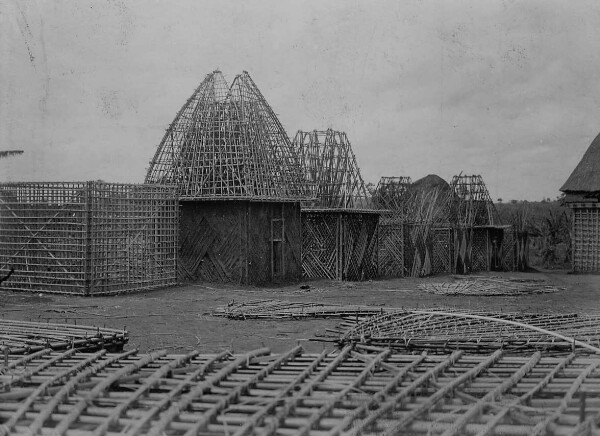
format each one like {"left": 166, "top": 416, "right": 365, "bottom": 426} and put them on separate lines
{"left": 0, "top": 182, "right": 177, "bottom": 295}
{"left": 301, "top": 211, "right": 379, "bottom": 281}
{"left": 431, "top": 228, "right": 452, "bottom": 274}
{"left": 572, "top": 207, "right": 600, "bottom": 272}
{"left": 471, "top": 228, "right": 489, "bottom": 272}
{"left": 377, "top": 222, "right": 404, "bottom": 278}
{"left": 333, "top": 310, "right": 600, "bottom": 354}
{"left": 0, "top": 319, "right": 128, "bottom": 355}
{"left": 419, "top": 277, "right": 564, "bottom": 296}
{"left": 501, "top": 226, "right": 517, "bottom": 271}
{"left": 2, "top": 345, "right": 600, "bottom": 435}
{"left": 145, "top": 70, "right": 307, "bottom": 202}
{"left": 212, "top": 299, "right": 389, "bottom": 319}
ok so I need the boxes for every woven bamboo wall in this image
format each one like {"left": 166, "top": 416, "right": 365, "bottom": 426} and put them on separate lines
{"left": 377, "top": 217, "right": 404, "bottom": 278}
{"left": 179, "top": 201, "right": 301, "bottom": 284}
{"left": 403, "top": 224, "right": 454, "bottom": 277}
{"left": 302, "top": 210, "right": 378, "bottom": 281}
{"left": 0, "top": 182, "right": 177, "bottom": 295}
{"left": 572, "top": 205, "right": 600, "bottom": 272}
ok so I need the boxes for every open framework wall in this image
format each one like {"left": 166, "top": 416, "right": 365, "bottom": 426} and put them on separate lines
{"left": 179, "top": 201, "right": 301, "bottom": 284}
{"left": 0, "top": 182, "right": 178, "bottom": 295}
{"left": 302, "top": 210, "right": 379, "bottom": 281}
{"left": 569, "top": 203, "right": 600, "bottom": 272}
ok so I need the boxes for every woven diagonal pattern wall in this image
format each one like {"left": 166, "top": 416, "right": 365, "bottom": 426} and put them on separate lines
{"left": 378, "top": 222, "right": 404, "bottom": 277}
{"left": 471, "top": 228, "right": 490, "bottom": 272}
{"left": 0, "top": 182, "right": 177, "bottom": 295}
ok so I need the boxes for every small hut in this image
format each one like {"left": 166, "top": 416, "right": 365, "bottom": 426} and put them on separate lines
{"left": 146, "top": 71, "right": 308, "bottom": 284}
{"left": 294, "top": 129, "right": 379, "bottom": 281}
{"left": 449, "top": 174, "right": 514, "bottom": 273}
{"left": 560, "top": 131, "right": 600, "bottom": 272}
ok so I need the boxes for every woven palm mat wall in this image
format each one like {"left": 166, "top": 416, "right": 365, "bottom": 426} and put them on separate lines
{"left": 320, "top": 309, "right": 600, "bottom": 354}
{"left": 0, "top": 319, "right": 128, "bottom": 355}
{"left": 2, "top": 344, "right": 600, "bottom": 435}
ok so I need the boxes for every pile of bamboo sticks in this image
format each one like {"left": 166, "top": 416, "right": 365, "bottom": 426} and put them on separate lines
{"left": 332, "top": 309, "right": 600, "bottom": 354}
{"left": 212, "top": 299, "right": 389, "bottom": 319}
{"left": 2, "top": 344, "right": 599, "bottom": 435}
{"left": 419, "top": 276, "right": 564, "bottom": 296}
{"left": 0, "top": 319, "right": 128, "bottom": 354}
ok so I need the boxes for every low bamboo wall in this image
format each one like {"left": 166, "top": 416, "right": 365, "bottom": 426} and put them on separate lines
{"left": 0, "top": 182, "right": 178, "bottom": 295}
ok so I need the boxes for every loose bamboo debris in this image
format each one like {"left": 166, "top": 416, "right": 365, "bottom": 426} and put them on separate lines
{"left": 419, "top": 277, "right": 565, "bottom": 296}
{"left": 2, "top": 345, "right": 600, "bottom": 435}
{"left": 145, "top": 70, "right": 308, "bottom": 202}
{"left": 0, "top": 319, "right": 128, "bottom": 355}
{"left": 335, "top": 309, "right": 600, "bottom": 354}
{"left": 212, "top": 299, "right": 390, "bottom": 319}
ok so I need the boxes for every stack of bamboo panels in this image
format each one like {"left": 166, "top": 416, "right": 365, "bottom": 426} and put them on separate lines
{"left": 0, "top": 319, "right": 128, "bottom": 354}
{"left": 212, "top": 299, "right": 389, "bottom": 319}
{"left": 1, "top": 345, "right": 599, "bottom": 435}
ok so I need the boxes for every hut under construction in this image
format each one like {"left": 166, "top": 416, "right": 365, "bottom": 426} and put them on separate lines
{"left": 561, "top": 131, "right": 600, "bottom": 272}
{"left": 294, "top": 129, "right": 379, "bottom": 281}
{"left": 373, "top": 174, "right": 515, "bottom": 277}
{"left": 372, "top": 176, "right": 412, "bottom": 277}
{"left": 449, "top": 174, "right": 515, "bottom": 273}
{"left": 146, "top": 70, "right": 307, "bottom": 284}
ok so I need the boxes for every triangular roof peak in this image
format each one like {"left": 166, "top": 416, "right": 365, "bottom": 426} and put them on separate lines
{"left": 561, "top": 131, "right": 600, "bottom": 193}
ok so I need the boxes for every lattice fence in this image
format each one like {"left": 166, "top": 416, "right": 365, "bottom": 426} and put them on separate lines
{"left": 572, "top": 206, "right": 600, "bottom": 272}
{"left": 0, "top": 182, "right": 177, "bottom": 295}
{"left": 2, "top": 345, "right": 600, "bottom": 435}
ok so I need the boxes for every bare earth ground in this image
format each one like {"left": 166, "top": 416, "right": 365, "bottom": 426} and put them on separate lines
{"left": 2, "top": 270, "right": 600, "bottom": 355}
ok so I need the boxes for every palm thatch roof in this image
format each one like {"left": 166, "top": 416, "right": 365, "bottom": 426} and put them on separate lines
{"left": 145, "top": 70, "right": 308, "bottom": 202}
{"left": 561, "top": 131, "right": 600, "bottom": 194}
{"left": 293, "top": 129, "right": 372, "bottom": 210}
{"left": 0, "top": 150, "right": 24, "bottom": 159}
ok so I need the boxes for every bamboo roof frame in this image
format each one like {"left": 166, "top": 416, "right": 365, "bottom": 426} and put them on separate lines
{"left": 449, "top": 174, "right": 501, "bottom": 227}
{"left": 372, "top": 176, "right": 412, "bottom": 211}
{"left": 293, "top": 129, "right": 374, "bottom": 211}
{"left": 145, "top": 70, "right": 308, "bottom": 202}
{"left": 2, "top": 345, "right": 600, "bottom": 435}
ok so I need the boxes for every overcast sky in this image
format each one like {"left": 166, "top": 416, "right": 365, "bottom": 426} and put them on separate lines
{"left": 2, "top": 0, "right": 600, "bottom": 201}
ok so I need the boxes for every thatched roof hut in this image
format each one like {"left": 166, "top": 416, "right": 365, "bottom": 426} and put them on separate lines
{"left": 560, "top": 131, "right": 600, "bottom": 272}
